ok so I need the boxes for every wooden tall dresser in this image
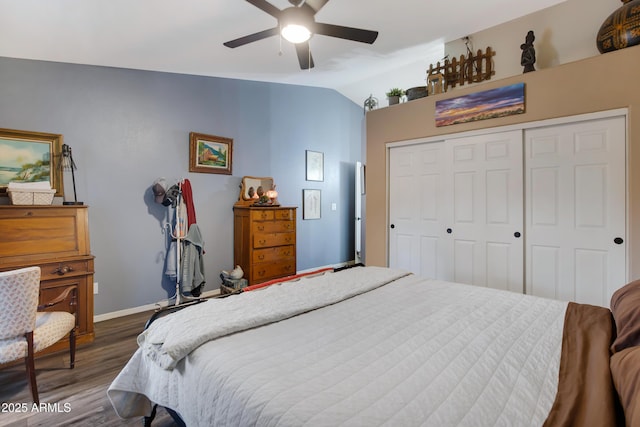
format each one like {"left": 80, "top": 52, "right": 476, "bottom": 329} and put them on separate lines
{"left": 0, "top": 205, "right": 95, "bottom": 353}
{"left": 233, "top": 206, "right": 296, "bottom": 285}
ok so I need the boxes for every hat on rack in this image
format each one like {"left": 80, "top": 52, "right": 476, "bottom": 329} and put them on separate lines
{"left": 152, "top": 178, "right": 167, "bottom": 204}
{"left": 163, "top": 184, "right": 180, "bottom": 207}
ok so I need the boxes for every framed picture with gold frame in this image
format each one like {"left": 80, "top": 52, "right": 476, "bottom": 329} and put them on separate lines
{"left": 189, "top": 132, "right": 233, "bottom": 175}
{"left": 0, "top": 128, "right": 63, "bottom": 197}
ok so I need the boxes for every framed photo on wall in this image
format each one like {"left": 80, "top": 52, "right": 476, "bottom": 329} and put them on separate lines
{"left": 305, "top": 150, "right": 323, "bottom": 181}
{"left": 0, "top": 128, "right": 63, "bottom": 197}
{"left": 189, "top": 132, "right": 233, "bottom": 175}
{"left": 303, "top": 189, "right": 321, "bottom": 220}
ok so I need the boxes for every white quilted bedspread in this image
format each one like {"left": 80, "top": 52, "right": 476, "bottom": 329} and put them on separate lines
{"left": 109, "top": 267, "right": 568, "bottom": 427}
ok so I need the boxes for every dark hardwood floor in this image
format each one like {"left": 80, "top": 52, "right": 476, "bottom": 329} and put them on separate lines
{"left": 0, "top": 310, "right": 179, "bottom": 426}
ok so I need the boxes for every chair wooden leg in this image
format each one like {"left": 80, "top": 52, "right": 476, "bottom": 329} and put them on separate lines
{"left": 69, "top": 328, "right": 76, "bottom": 369}
{"left": 25, "top": 331, "right": 39, "bottom": 405}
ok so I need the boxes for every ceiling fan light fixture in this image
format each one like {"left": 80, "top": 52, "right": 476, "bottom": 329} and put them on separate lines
{"left": 281, "top": 24, "right": 311, "bottom": 43}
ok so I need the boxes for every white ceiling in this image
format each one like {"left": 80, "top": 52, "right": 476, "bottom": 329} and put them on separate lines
{"left": 0, "top": 0, "right": 566, "bottom": 105}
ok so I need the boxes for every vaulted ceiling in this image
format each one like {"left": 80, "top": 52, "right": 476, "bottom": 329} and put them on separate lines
{"left": 0, "top": 0, "right": 566, "bottom": 104}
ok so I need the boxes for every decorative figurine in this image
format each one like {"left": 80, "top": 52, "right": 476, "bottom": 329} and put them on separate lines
{"left": 221, "top": 265, "right": 244, "bottom": 280}
{"left": 521, "top": 30, "right": 536, "bottom": 73}
{"left": 363, "top": 94, "right": 378, "bottom": 113}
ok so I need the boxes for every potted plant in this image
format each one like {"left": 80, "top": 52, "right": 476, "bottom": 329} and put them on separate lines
{"left": 386, "top": 88, "right": 405, "bottom": 105}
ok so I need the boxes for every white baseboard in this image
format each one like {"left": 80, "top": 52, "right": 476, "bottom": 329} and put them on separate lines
{"left": 93, "top": 288, "right": 220, "bottom": 323}
{"left": 94, "top": 260, "right": 356, "bottom": 323}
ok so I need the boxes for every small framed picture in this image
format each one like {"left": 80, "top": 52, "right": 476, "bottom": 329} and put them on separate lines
{"left": 303, "top": 189, "right": 321, "bottom": 220}
{"left": 305, "top": 150, "right": 323, "bottom": 181}
{"left": 189, "top": 132, "right": 233, "bottom": 175}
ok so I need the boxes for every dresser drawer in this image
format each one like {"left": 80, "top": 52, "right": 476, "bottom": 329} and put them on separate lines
{"left": 250, "top": 210, "right": 275, "bottom": 221}
{"left": 253, "top": 220, "right": 295, "bottom": 233}
{"left": 252, "top": 245, "right": 295, "bottom": 263}
{"left": 251, "top": 260, "right": 296, "bottom": 283}
{"left": 274, "top": 209, "right": 295, "bottom": 220}
{"left": 253, "top": 232, "right": 295, "bottom": 248}
{"left": 38, "top": 258, "right": 94, "bottom": 281}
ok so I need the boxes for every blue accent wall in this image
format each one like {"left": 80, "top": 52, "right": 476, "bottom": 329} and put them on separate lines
{"left": 0, "top": 57, "right": 364, "bottom": 315}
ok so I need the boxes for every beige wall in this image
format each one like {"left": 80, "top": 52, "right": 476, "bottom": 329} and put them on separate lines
{"left": 445, "top": 0, "right": 620, "bottom": 80}
{"left": 365, "top": 45, "right": 640, "bottom": 282}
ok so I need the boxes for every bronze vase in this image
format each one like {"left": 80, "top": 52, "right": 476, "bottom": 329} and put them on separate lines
{"left": 597, "top": 0, "right": 640, "bottom": 53}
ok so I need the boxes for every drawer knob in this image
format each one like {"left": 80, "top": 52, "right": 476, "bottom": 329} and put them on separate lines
{"left": 54, "top": 264, "right": 74, "bottom": 275}
{"left": 258, "top": 239, "right": 266, "bottom": 245}
{"left": 258, "top": 255, "right": 265, "bottom": 260}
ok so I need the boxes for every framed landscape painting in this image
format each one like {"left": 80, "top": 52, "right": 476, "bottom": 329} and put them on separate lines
{"left": 189, "top": 132, "right": 233, "bottom": 175}
{"left": 435, "top": 82, "right": 525, "bottom": 127}
{"left": 0, "top": 128, "right": 63, "bottom": 196}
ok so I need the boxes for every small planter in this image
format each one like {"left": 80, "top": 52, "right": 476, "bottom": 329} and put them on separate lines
{"left": 406, "top": 86, "right": 428, "bottom": 101}
{"left": 386, "top": 88, "right": 405, "bottom": 106}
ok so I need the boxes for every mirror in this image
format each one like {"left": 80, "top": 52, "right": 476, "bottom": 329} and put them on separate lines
{"left": 236, "top": 176, "right": 276, "bottom": 206}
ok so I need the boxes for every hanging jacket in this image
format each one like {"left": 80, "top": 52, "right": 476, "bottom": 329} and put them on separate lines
{"left": 181, "top": 223, "right": 205, "bottom": 293}
{"left": 181, "top": 179, "right": 197, "bottom": 228}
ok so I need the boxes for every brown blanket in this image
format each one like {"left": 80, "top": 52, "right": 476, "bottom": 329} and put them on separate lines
{"left": 544, "top": 302, "right": 620, "bottom": 427}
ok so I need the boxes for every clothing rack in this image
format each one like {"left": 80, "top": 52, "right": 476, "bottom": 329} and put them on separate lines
{"left": 156, "top": 177, "right": 205, "bottom": 307}
{"left": 162, "top": 180, "right": 182, "bottom": 305}
{"left": 162, "top": 179, "right": 198, "bottom": 306}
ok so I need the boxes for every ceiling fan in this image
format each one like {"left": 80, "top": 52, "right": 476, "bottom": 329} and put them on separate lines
{"left": 223, "top": 0, "right": 379, "bottom": 70}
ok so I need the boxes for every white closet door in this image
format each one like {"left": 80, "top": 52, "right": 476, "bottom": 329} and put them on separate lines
{"left": 525, "top": 116, "right": 626, "bottom": 307}
{"left": 446, "top": 130, "right": 524, "bottom": 292}
{"left": 389, "top": 142, "right": 448, "bottom": 278}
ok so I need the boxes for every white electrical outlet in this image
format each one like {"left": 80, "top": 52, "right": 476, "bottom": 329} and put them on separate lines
{"left": 331, "top": 203, "right": 337, "bottom": 211}
{"left": 94, "top": 282, "right": 99, "bottom": 295}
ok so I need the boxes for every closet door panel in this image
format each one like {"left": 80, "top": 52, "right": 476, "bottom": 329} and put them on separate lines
{"left": 487, "top": 242, "right": 511, "bottom": 291}
{"left": 525, "top": 116, "right": 626, "bottom": 306}
{"left": 453, "top": 239, "right": 476, "bottom": 285}
{"left": 530, "top": 245, "right": 560, "bottom": 299}
{"left": 447, "top": 130, "right": 524, "bottom": 291}
{"left": 389, "top": 142, "right": 449, "bottom": 279}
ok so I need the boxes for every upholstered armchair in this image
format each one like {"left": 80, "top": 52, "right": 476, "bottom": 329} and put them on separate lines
{"left": 0, "top": 266, "right": 78, "bottom": 405}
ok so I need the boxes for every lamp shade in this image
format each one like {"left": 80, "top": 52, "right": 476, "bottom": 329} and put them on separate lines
{"left": 281, "top": 24, "right": 311, "bottom": 43}
{"left": 279, "top": 6, "right": 314, "bottom": 44}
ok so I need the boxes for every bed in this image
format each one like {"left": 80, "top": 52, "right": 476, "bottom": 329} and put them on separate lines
{"left": 108, "top": 266, "right": 640, "bottom": 426}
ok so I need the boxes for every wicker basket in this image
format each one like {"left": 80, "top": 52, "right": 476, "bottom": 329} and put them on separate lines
{"left": 8, "top": 189, "right": 55, "bottom": 205}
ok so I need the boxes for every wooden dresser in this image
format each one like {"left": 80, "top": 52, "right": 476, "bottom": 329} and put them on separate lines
{"left": 233, "top": 206, "right": 296, "bottom": 285}
{"left": 0, "top": 205, "right": 95, "bottom": 353}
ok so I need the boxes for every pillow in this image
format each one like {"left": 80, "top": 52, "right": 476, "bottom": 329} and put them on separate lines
{"left": 610, "top": 346, "right": 640, "bottom": 427}
{"left": 611, "top": 279, "right": 640, "bottom": 353}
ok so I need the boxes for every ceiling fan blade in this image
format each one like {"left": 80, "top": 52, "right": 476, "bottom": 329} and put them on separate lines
{"left": 223, "top": 27, "right": 279, "bottom": 48}
{"left": 303, "top": 0, "right": 329, "bottom": 14}
{"left": 314, "top": 22, "right": 378, "bottom": 44}
{"left": 245, "top": 0, "right": 281, "bottom": 18}
{"left": 295, "top": 42, "right": 315, "bottom": 70}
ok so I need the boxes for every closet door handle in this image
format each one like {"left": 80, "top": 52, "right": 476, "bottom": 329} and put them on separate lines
{"left": 446, "top": 228, "right": 452, "bottom": 234}
{"left": 514, "top": 232, "right": 521, "bottom": 238}
{"left": 614, "top": 237, "right": 624, "bottom": 245}
{"left": 390, "top": 224, "right": 395, "bottom": 229}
